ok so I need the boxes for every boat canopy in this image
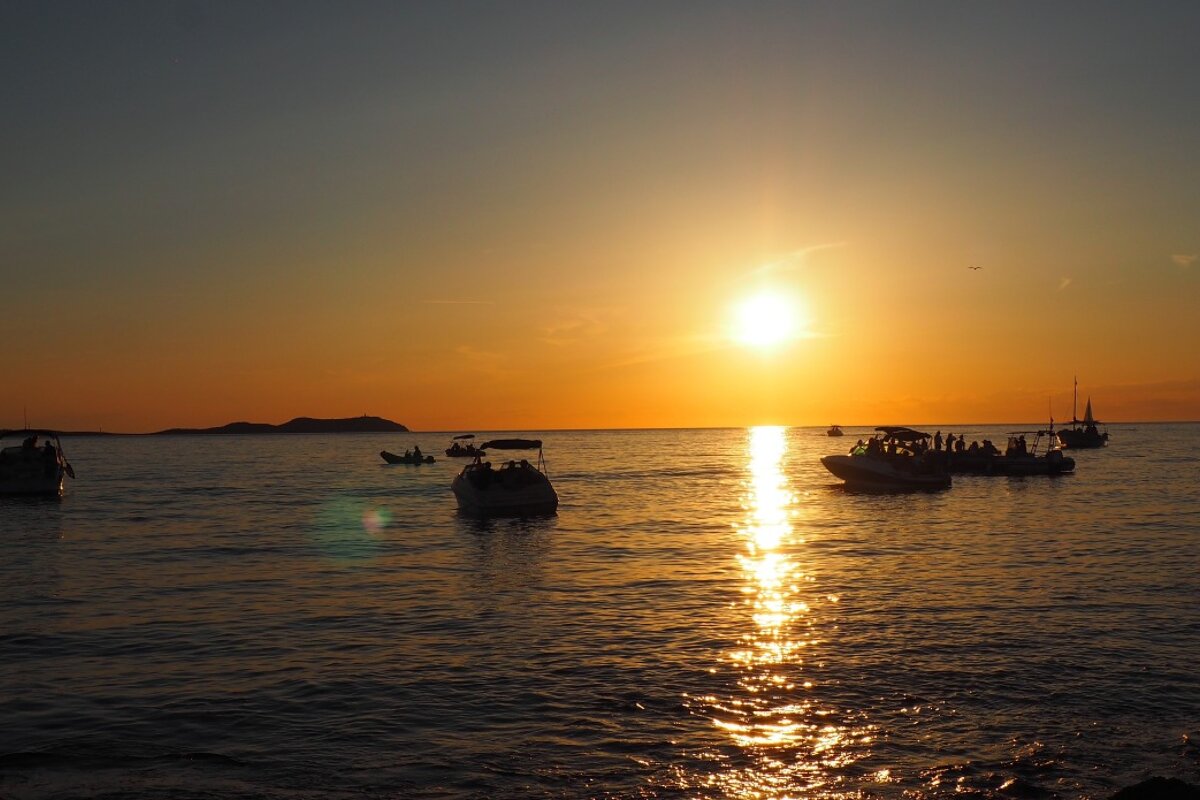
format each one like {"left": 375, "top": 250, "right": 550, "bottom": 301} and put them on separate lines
{"left": 480, "top": 438, "right": 542, "bottom": 450}
{"left": 452, "top": 434, "right": 475, "bottom": 440}
{"left": 874, "top": 426, "right": 931, "bottom": 441}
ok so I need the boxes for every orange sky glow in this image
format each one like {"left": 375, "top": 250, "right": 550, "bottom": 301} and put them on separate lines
{"left": 4, "top": 4, "right": 1197, "bottom": 432}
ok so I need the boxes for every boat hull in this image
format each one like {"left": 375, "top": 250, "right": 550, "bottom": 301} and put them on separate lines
{"left": 948, "top": 453, "right": 1075, "bottom": 475}
{"left": 0, "top": 466, "right": 65, "bottom": 497}
{"left": 1057, "top": 428, "right": 1108, "bottom": 449}
{"left": 451, "top": 471, "right": 559, "bottom": 516}
{"left": 821, "top": 454, "right": 950, "bottom": 491}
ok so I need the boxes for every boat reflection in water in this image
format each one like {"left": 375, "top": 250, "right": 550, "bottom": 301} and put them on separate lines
{"left": 692, "top": 426, "right": 870, "bottom": 797}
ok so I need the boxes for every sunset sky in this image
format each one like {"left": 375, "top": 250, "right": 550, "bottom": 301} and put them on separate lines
{"left": 4, "top": 1, "right": 1198, "bottom": 432}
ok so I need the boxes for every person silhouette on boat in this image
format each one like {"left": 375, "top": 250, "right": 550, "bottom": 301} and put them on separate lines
{"left": 933, "top": 431, "right": 943, "bottom": 451}
{"left": 413, "top": 445, "right": 422, "bottom": 460}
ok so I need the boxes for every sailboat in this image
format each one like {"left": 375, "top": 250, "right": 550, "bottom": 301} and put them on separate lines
{"left": 1057, "top": 378, "right": 1110, "bottom": 449}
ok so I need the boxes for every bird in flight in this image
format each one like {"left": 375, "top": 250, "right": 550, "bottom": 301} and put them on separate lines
{"left": 968, "top": 266, "right": 982, "bottom": 270}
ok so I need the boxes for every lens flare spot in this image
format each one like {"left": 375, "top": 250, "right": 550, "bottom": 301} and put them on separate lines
{"left": 362, "top": 505, "right": 392, "bottom": 534}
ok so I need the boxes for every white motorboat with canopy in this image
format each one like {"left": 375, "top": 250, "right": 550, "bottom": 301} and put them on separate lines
{"left": 821, "top": 426, "right": 951, "bottom": 491}
{"left": 0, "top": 430, "right": 75, "bottom": 497}
{"left": 451, "top": 438, "right": 558, "bottom": 516}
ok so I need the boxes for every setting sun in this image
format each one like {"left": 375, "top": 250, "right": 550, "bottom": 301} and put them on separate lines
{"left": 732, "top": 292, "right": 807, "bottom": 348}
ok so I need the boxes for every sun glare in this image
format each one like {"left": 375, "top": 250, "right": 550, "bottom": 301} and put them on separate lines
{"left": 732, "top": 292, "right": 805, "bottom": 348}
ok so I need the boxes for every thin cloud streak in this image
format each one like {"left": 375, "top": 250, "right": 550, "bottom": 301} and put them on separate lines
{"left": 538, "top": 307, "right": 622, "bottom": 347}
{"left": 1171, "top": 254, "right": 1197, "bottom": 268}
{"left": 593, "top": 329, "right": 830, "bottom": 372}
{"left": 422, "top": 299, "right": 496, "bottom": 305}
{"left": 744, "top": 242, "right": 848, "bottom": 278}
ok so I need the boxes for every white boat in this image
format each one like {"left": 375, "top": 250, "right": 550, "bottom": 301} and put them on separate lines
{"left": 451, "top": 438, "right": 558, "bottom": 516}
{"left": 0, "top": 430, "right": 75, "bottom": 497}
{"left": 821, "top": 426, "right": 951, "bottom": 491}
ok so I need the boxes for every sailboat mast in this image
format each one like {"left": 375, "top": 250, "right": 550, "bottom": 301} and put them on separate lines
{"left": 1072, "top": 376, "right": 1078, "bottom": 423}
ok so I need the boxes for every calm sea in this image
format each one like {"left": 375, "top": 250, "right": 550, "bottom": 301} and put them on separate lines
{"left": 2, "top": 426, "right": 1198, "bottom": 799}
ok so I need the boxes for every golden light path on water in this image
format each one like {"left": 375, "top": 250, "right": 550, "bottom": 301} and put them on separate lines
{"left": 699, "top": 426, "right": 871, "bottom": 799}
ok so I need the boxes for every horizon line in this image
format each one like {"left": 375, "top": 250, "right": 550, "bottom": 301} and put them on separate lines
{"left": 19, "top": 419, "right": 1199, "bottom": 437}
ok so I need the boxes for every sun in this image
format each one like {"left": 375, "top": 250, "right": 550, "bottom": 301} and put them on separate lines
{"left": 732, "top": 291, "right": 806, "bottom": 348}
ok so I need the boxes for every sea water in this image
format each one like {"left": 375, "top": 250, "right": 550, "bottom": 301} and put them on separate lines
{"left": 2, "top": 425, "right": 1198, "bottom": 799}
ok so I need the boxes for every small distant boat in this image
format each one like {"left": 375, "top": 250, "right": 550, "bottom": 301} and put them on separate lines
{"left": 821, "top": 426, "right": 951, "bottom": 491}
{"left": 0, "top": 430, "right": 74, "bottom": 497}
{"left": 948, "top": 429, "right": 1075, "bottom": 476}
{"left": 827, "top": 425, "right": 844, "bottom": 437}
{"left": 380, "top": 450, "right": 435, "bottom": 465}
{"left": 1057, "top": 379, "right": 1109, "bottom": 449}
{"left": 445, "top": 434, "right": 487, "bottom": 458}
{"left": 451, "top": 438, "right": 558, "bottom": 516}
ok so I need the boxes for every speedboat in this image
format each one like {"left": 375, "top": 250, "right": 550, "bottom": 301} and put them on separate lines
{"left": 1057, "top": 381, "right": 1109, "bottom": 449}
{"left": 821, "top": 426, "right": 951, "bottom": 491}
{"left": 827, "top": 425, "right": 844, "bottom": 437}
{"left": 445, "top": 434, "right": 487, "bottom": 458}
{"left": 0, "top": 430, "right": 75, "bottom": 497}
{"left": 380, "top": 450, "right": 434, "bottom": 465}
{"left": 949, "top": 429, "right": 1075, "bottom": 475}
{"left": 451, "top": 438, "right": 558, "bottom": 516}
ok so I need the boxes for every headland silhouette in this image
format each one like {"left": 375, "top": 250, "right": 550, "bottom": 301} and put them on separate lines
{"left": 155, "top": 415, "right": 408, "bottom": 435}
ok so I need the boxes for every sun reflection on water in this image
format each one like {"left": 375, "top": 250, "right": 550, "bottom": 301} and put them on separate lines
{"left": 690, "top": 425, "right": 870, "bottom": 798}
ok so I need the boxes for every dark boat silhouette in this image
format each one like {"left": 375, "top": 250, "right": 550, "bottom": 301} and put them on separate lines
{"left": 1057, "top": 378, "right": 1109, "bottom": 449}
{"left": 380, "top": 450, "right": 434, "bottom": 465}
{"left": 948, "top": 429, "right": 1075, "bottom": 475}
{"left": 451, "top": 438, "right": 558, "bottom": 516}
{"left": 0, "top": 430, "right": 75, "bottom": 496}
{"left": 445, "top": 434, "right": 487, "bottom": 458}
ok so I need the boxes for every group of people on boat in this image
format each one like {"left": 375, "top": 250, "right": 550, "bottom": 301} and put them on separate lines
{"left": 446, "top": 442, "right": 485, "bottom": 457}
{"left": 849, "top": 431, "right": 1002, "bottom": 458}
{"left": 464, "top": 459, "right": 541, "bottom": 489}
{"left": 1, "top": 435, "right": 60, "bottom": 468}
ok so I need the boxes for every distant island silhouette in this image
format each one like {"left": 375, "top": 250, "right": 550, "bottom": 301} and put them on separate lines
{"left": 155, "top": 415, "right": 409, "bottom": 435}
